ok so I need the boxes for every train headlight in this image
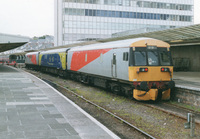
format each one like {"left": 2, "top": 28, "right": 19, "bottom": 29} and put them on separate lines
{"left": 139, "top": 68, "right": 148, "bottom": 72}
{"left": 161, "top": 67, "right": 169, "bottom": 72}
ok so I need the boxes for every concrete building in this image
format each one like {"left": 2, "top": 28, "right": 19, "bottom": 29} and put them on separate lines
{"left": 54, "top": 0, "right": 194, "bottom": 46}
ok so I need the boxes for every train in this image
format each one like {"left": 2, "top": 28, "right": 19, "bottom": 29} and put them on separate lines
{"left": 0, "top": 52, "right": 26, "bottom": 68}
{"left": 24, "top": 37, "right": 175, "bottom": 101}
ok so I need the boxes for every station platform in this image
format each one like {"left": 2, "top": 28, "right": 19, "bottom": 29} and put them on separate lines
{"left": 0, "top": 65, "right": 119, "bottom": 139}
{"left": 173, "top": 72, "right": 200, "bottom": 91}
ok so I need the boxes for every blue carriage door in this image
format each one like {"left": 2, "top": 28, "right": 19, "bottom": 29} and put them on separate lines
{"left": 59, "top": 54, "right": 62, "bottom": 69}
{"left": 57, "top": 54, "right": 60, "bottom": 69}
{"left": 55, "top": 54, "right": 57, "bottom": 64}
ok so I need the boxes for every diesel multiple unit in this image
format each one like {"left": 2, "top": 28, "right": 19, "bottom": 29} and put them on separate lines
{"left": 25, "top": 38, "right": 175, "bottom": 101}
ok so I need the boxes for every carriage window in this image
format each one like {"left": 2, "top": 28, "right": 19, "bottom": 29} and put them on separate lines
{"left": 134, "top": 51, "right": 147, "bottom": 66}
{"left": 113, "top": 53, "right": 116, "bottom": 65}
{"left": 85, "top": 54, "right": 87, "bottom": 62}
{"left": 147, "top": 51, "right": 159, "bottom": 66}
{"left": 159, "top": 51, "right": 171, "bottom": 66}
{"left": 123, "top": 52, "right": 128, "bottom": 61}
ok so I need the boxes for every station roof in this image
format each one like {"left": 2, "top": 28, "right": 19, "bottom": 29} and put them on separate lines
{"left": 0, "top": 42, "right": 28, "bottom": 52}
{"left": 98, "top": 24, "right": 200, "bottom": 47}
{"left": 0, "top": 33, "right": 30, "bottom": 52}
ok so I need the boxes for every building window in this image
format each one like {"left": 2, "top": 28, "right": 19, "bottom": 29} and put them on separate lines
{"left": 64, "top": 8, "right": 193, "bottom": 22}
{"left": 89, "top": 9, "right": 93, "bottom": 16}
{"left": 64, "top": 0, "right": 192, "bottom": 11}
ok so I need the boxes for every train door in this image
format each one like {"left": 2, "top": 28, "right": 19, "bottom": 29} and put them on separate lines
{"left": 66, "top": 53, "right": 68, "bottom": 69}
{"left": 112, "top": 53, "right": 117, "bottom": 78}
{"left": 61, "top": 53, "right": 66, "bottom": 70}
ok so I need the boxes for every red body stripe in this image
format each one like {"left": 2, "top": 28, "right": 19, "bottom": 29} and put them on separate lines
{"left": 70, "top": 49, "right": 111, "bottom": 71}
{"left": 28, "top": 54, "right": 37, "bottom": 65}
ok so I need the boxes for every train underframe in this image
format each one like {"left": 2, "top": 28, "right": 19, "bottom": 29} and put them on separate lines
{"left": 67, "top": 71, "right": 175, "bottom": 101}
{"left": 27, "top": 65, "right": 175, "bottom": 101}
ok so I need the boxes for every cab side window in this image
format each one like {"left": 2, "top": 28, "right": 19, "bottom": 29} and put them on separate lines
{"left": 123, "top": 52, "right": 128, "bottom": 61}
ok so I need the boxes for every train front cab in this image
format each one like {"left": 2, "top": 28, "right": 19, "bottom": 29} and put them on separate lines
{"left": 128, "top": 39, "right": 175, "bottom": 101}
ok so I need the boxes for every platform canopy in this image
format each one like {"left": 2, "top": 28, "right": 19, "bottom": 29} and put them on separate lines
{"left": 0, "top": 42, "right": 28, "bottom": 52}
{"left": 0, "top": 33, "right": 30, "bottom": 52}
{"left": 99, "top": 24, "right": 200, "bottom": 47}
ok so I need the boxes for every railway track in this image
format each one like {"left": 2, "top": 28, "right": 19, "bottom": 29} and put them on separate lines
{"left": 159, "top": 102, "right": 200, "bottom": 124}
{"left": 131, "top": 101, "right": 200, "bottom": 127}
{"left": 132, "top": 100, "right": 200, "bottom": 125}
{"left": 42, "top": 78, "right": 156, "bottom": 139}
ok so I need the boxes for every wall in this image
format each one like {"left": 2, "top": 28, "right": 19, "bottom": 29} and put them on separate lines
{"left": 171, "top": 45, "right": 200, "bottom": 71}
{"left": 172, "top": 86, "right": 200, "bottom": 107}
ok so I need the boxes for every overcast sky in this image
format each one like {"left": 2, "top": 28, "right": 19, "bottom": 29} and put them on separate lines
{"left": 0, "top": 0, "right": 54, "bottom": 37}
{"left": 0, "top": 0, "right": 199, "bottom": 38}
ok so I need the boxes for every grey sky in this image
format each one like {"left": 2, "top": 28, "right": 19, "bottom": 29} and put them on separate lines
{"left": 0, "top": 0, "right": 199, "bottom": 38}
{"left": 0, "top": 0, "right": 54, "bottom": 37}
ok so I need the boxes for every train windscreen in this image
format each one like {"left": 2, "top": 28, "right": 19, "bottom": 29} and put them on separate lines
{"left": 129, "top": 47, "right": 172, "bottom": 66}
{"left": 159, "top": 51, "right": 171, "bottom": 66}
{"left": 134, "top": 51, "right": 146, "bottom": 66}
{"left": 147, "top": 51, "right": 159, "bottom": 66}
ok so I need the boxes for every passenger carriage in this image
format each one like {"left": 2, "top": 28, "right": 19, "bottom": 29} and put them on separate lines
{"left": 25, "top": 52, "right": 40, "bottom": 70}
{"left": 39, "top": 48, "right": 70, "bottom": 76}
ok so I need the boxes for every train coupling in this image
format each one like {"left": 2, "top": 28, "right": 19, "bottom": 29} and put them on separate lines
{"left": 167, "top": 81, "right": 175, "bottom": 89}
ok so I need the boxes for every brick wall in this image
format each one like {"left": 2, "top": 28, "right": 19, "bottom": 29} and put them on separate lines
{"left": 172, "top": 87, "right": 200, "bottom": 106}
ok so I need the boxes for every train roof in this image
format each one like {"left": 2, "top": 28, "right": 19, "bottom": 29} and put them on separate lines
{"left": 25, "top": 51, "right": 40, "bottom": 56}
{"left": 10, "top": 52, "right": 27, "bottom": 56}
{"left": 69, "top": 37, "right": 170, "bottom": 52}
{"left": 39, "top": 48, "right": 70, "bottom": 55}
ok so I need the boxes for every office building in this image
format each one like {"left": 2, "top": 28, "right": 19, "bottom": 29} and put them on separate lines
{"left": 55, "top": 0, "right": 194, "bottom": 46}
